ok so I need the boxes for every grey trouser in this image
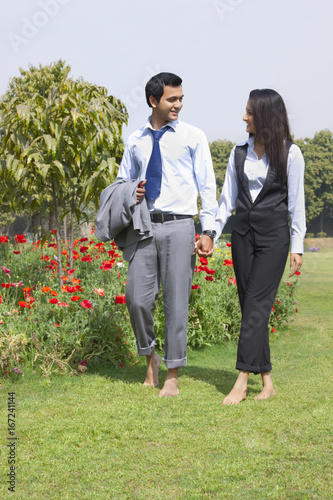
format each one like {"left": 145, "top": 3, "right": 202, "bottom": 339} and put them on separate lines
{"left": 125, "top": 217, "right": 196, "bottom": 368}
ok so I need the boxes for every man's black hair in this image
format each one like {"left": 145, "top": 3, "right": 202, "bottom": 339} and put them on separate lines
{"left": 145, "top": 72, "right": 182, "bottom": 107}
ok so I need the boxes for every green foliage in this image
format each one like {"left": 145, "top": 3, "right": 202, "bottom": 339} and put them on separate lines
{"left": 0, "top": 61, "right": 128, "bottom": 217}
{"left": 316, "top": 231, "right": 327, "bottom": 238}
{"left": 209, "top": 139, "right": 235, "bottom": 194}
{"left": 294, "top": 130, "right": 333, "bottom": 230}
{"left": 0, "top": 235, "right": 137, "bottom": 376}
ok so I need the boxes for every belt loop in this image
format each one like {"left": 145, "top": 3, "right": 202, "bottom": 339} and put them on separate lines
{"left": 161, "top": 213, "right": 164, "bottom": 223}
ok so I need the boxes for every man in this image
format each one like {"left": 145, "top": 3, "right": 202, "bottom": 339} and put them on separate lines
{"left": 117, "top": 72, "right": 217, "bottom": 397}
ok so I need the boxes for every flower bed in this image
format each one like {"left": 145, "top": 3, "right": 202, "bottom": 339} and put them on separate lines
{"left": 0, "top": 233, "right": 299, "bottom": 376}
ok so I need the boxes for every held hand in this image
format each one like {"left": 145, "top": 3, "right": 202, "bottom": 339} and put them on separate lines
{"left": 289, "top": 253, "right": 302, "bottom": 277}
{"left": 195, "top": 235, "right": 214, "bottom": 257}
{"left": 137, "top": 179, "right": 147, "bottom": 203}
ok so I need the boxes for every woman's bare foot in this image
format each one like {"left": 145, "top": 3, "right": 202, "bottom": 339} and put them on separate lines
{"left": 223, "top": 370, "right": 249, "bottom": 405}
{"left": 143, "top": 351, "right": 161, "bottom": 387}
{"left": 159, "top": 368, "right": 179, "bottom": 397}
{"left": 254, "top": 372, "right": 275, "bottom": 400}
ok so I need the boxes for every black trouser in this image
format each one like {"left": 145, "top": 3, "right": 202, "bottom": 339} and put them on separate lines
{"left": 231, "top": 225, "right": 290, "bottom": 374}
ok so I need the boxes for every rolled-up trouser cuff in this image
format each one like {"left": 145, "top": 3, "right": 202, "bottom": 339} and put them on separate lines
{"left": 137, "top": 339, "right": 155, "bottom": 357}
{"left": 236, "top": 361, "right": 272, "bottom": 375}
{"left": 162, "top": 356, "right": 187, "bottom": 369}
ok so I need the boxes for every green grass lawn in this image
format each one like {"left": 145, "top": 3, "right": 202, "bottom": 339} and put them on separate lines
{"left": 1, "top": 249, "right": 332, "bottom": 499}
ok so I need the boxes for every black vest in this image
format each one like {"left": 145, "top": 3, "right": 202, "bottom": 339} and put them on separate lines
{"left": 233, "top": 143, "right": 291, "bottom": 236}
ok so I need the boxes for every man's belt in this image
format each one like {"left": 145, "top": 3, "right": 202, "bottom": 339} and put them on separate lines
{"left": 150, "top": 213, "right": 193, "bottom": 223}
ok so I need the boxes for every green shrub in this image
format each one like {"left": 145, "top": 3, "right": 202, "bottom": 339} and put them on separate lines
{"left": 305, "top": 233, "right": 314, "bottom": 238}
{"left": 316, "top": 232, "right": 327, "bottom": 238}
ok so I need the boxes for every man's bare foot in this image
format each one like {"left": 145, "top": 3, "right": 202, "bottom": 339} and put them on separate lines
{"left": 254, "top": 372, "right": 275, "bottom": 400}
{"left": 143, "top": 351, "right": 161, "bottom": 387}
{"left": 222, "top": 370, "right": 249, "bottom": 405}
{"left": 158, "top": 368, "right": 179, "bottom": 397}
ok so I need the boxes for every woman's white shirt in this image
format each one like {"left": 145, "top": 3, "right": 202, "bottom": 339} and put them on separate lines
{"left": 216, "top": 136, "right": 306, "bottom": 254}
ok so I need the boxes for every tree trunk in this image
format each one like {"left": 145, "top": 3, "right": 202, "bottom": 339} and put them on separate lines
{"left": 51, "top": 181, "right": 63, "bottom": 288}
{"left": 68, "top": 194, "right": 75, "bottom": 272}
{"left": 63, "top": 214, "right": 67, "bottom": 244}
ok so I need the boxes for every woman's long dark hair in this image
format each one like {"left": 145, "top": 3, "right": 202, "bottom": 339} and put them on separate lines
{"left": 248, "top": 89, "right": 292, "bottom": 183}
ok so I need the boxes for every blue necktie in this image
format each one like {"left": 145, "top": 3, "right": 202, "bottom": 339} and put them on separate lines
{"left": 145, "top": 127, "right": 169, "bottom": 201}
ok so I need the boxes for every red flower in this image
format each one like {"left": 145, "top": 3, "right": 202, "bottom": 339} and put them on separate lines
{"left": 271, "top": 328, "right": 276, "bottom": 333}
{"left": 13, "top": 251, "right": 21, "bottom": 255}
{"left": 223, "top": 259, "right": 233, "bottom": 266}
{"left": 199, "top": 257, "right": 208, "bottom": 265}
{"left": 81, "top": 255, "right": 93, "bottom": 262}
{"left": 71, "top": 296, "right": 81, "bottom": 302}
{"left": 58, "top": 302, "right": 69, "bottom": 307}
{"left": 14, "top": 234, "right": 27, "bottom": 243}
{"left": 228, "top": 276, "right": 237, "bottom": 285}
{"left": 0, "top": 236, "right": 9, "bottom": 243}
{"left": 115, "top": 294, "right": 126, "bottom": 304}
{"left": 80, "top": 300, "right": 93, "bottom": 309}
{"left": 295, "top": 271, "right": 301, "bottom": 276}
{"left": 100, "top": 261, "right": 114, "bottom": 271}
{"left": 49, "top": 298, "right": 59, "bottom": 304}
{"left": 80, "top": 246, "right": 89, "bottom": 253}
{"left": 80, "top": 360, "right": 87, "bottom": 366}
{"left": 191, "top": 284, "right": 200, "bottom": 290}
{"left": 19, "top": 301, "right": 29, "bottom": 308}
{"left": 205, "top": 276, "right": 215, "bottom": 282}
{"left": 226, "top": 242, "right": 232, "bottom": 247}
{"left": 51, "top": 230, "right": 56, "bottom": 234}
{"left": 79, "top": 237, "right": 88, "bottom": 242}
{"left": 2, "top": 283, "right": 13, "bottom": 288}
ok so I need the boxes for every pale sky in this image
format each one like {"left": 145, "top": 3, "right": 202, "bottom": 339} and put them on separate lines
{"left": 1, "top": 0, "right": 332, "bottom": 143}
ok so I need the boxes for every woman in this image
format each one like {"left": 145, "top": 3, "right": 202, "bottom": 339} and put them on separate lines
{"left": 216, "top": 89, "right": 306, "bottom": 405}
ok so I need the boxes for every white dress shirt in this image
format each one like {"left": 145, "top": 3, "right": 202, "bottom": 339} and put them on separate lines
{"left": 216, "top": 136, "right": 307, "bottom": 254}
{"left": 117, "top": 117, "right": 217, "bottom": 231}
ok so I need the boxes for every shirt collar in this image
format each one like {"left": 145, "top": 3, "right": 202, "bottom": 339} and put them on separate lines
{"left": 246, "top": 135, "right": 255, "bottom": 150}
{"left": 143, "top": 116, "right": 179, "bottom": 133}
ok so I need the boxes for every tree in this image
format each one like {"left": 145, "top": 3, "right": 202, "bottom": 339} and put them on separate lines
{"left": 295, "top": 130, "right": 333, "bottom": 234}
{"left": 0, "top": 61, "right": 128, "bottom": 285}
{"left": 209, "top": 139, "right": 235, "bottom": 195}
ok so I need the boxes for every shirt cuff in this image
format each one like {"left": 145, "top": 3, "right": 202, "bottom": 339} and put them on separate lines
{"left": 200, "top": 215, "right": 216, "bottom": 233}
{"left": 290, "top": 235, "right": 304, "bottom": 254}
